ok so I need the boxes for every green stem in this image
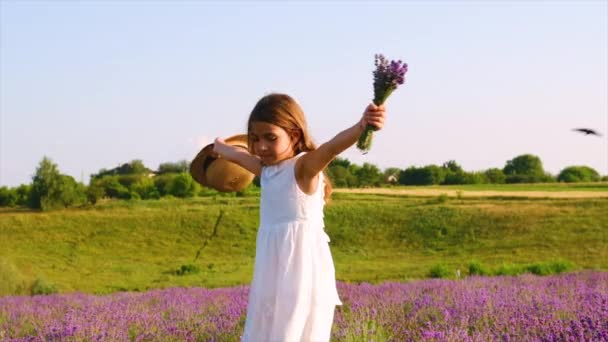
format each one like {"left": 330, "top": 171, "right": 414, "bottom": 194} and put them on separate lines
{"left": 358, "top": 89, "right": 394, "bottom": 153}
{"left": 356, "top": 125, "right": 375, "bottom": 153}
{"left": 373, "top": 88, "right": 394, "bottom": 106}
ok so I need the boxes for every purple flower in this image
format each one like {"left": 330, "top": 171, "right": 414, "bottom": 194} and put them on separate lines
{"left": 372, "top": 54, "right": 408, "bottom": 105}
{"left": 357, "top": 53, "right": 408, "bottom": 152}
{"left": 1, "top": 272, "right": 606, "bottom": 341}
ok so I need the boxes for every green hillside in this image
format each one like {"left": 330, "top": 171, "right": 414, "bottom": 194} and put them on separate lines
{"left": 1, "top": 192, "right": 606, "bottom": 295}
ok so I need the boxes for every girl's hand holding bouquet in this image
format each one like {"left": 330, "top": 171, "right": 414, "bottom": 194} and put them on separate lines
{"left": 359, "top": 103, "right": 386, "bottom": 132}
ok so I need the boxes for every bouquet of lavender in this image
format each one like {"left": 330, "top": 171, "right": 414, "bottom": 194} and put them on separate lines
{"left": 357, "top": 54, "right": 408, "bottom": 153}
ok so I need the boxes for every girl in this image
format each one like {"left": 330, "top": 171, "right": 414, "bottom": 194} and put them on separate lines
{"left": 213, "top": 93, "right": 386, "bottom": 342}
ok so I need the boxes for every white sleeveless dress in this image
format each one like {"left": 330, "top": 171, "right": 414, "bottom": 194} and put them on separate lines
{"left": 242, "top": 152, "right": 342, "bottom": 342}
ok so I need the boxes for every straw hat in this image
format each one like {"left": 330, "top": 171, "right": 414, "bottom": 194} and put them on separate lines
{"left": 190, "top": 134, "right": 255, "bottom": 192}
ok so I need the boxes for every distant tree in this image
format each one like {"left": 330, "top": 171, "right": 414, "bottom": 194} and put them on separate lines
{"left": 542, "top": 172, "right": 556, "bottom": 183}
{"left": 484, "top": 168, "right": 506, "bottom": 184}
{"left": 329, "top": 157, "right": 351, "bottom": 169}
{"left": 30, "top": 157, "right": 86, "bottom": 210}
{"left": 118, "top": 160, "right": 149, "bottom": 175}
{"left": 131, "top": 177, "right": 161, "bottom": 199}
{"left": 29, "top": 157, "right": 63, "bottom": 210}
{"left": 56, "top": 175, "right": 87, "bottom": 207}
{"left": 399, "top": 165, "right": 443, "bottom": 185}
{"left": 91, "top": 168, "right": 111, "bottom": 179}
{"left": 503, "top": 154, "right": 546, "bottom": 183}
{"left": 463, "top": 171, "right": 485, "bottom": 184}
{"left": 165, "top": 173, "right": 198, "bottom": 197}
{"left": 0, "top": 187, "right": 16, "bottom": 207}
{"left": 442, "top": 160, "right": 466, "bottom": 185}
{"left": 427, "top": 165, "right": 447, "bottom": 184}
{"left": 91, "top": 160, "right": 152, "bottom": 179}
{"left": 86, "top": 181, "right": 106, "bottom": 204}
{"left": 327, "top": 157, "right": 354, "bottom": 187}
{"left": 158, "top": 160, "right": 189, "bottom": 174}
{"left": 96, "top": 176, "right": 131, "bottom": 199}
{"left": 346, "top": 164, "right": 361, "bottom": 187}
{"left": 399, "top": 167, "right": 422, "bottom": 185}
{"left": 557, "top": 166, "right": 600, "bottom": 183}
{"left": 153, "top": 174, "right": 173, "bottom": 196}
{"left": 13, "top": 185, "right": 31, "bottom": 206}
{"left": 345, "top": 173, "right": 359, "bottom": 187}
{"left": 116, "top": 174, "right": 145, "bottom": 188}
{"left": 442, "top": 160, "right": 463, "bottom": 173}
{"left": 354, "top": 163, "right": 383, "bottom": 187}
{"left": 327, "top": 165, "right": 349, "bottom": 187}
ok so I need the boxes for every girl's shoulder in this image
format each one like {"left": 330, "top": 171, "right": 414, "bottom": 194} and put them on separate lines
{"left": 261, "top": 152, "right": 305, "bottom": 179}
{"left": 293, "top": 151, "right": 325, "bottom": 195}
{"left": 292, "top": 151, "right": 309, "bottom": 171}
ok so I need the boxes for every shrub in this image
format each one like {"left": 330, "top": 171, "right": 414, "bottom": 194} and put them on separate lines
{"left": 549, "top": 260, "right": 574, "bottom": 274}
{"left": 176, "top": 264, "right": 200, "bottom": 276}
{"left": 503, "top": 154, "right": 546, "bottom": 183}
{"left": 31, "top": 277, "right": 58, "bottom": 295}
{"left": 429, "top": 263, "right": 450, "bottom": 278}
{"left": 468, "top": 261, "right": 488, "bottom": 276}
{"left": 116, "top": 174, "right": 144, "bottom": 188}
{"left": 86, "top": 182, "right": 106, "bottom": 204}
{"left": 525, "top": 261, "right": 573, "bottom": 275}
{"left": 557, "top": 166, "right": 600, "bottom": 182}
{"left": 495, "top": 263, "right": 523, "bottom": 276}
{"left": 131, "top": 178, "right": 161, "bottom": 199}
{"left": 165, "top": 173, "right": 198, "bottom": 198}
{"left": 97, "top": 176, "right": 131, "bottom": 199}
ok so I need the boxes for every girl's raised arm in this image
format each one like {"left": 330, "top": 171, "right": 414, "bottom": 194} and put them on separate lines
{"left": 296, "top": 103, "right": 386, "bottom": 182}
{"left": 213, "top": 138, "right": 262, "bottom": 177}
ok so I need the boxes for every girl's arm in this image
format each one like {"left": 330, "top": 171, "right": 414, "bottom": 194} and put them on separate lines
{"left": 296, "top": 103, "right": 386, "bottom": 183}
{"left": 213, "top": 138, "right": 262, "bottom": 177}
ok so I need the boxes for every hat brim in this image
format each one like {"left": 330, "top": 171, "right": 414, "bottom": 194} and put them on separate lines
{"left": 190, "top": 134, "right": 254, "bottom": 192}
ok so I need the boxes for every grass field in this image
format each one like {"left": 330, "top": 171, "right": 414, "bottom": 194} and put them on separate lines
{"left": 386, "top": 182, "right": 608, "bottom": 192}
{"left": 1, "top": 184, "right": 607, "bottom": 295}
{"left": 337, "top": 182, "right": 608, "bottom": 198}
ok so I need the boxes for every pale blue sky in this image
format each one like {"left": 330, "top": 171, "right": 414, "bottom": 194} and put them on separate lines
{"left": 1, "top": 1, "right": 607, "bottom": 187}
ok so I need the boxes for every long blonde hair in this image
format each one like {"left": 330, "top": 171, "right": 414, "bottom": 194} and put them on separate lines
{"left": 247, "top": 93, "right": 333, "bottom": 202}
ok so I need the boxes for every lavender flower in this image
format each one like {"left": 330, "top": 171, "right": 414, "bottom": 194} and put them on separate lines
{"left": 1, "top": 272, "right": 606, "bottom": 341}
{"left": 357, "top": 54, "right": 408, "bottom": 153}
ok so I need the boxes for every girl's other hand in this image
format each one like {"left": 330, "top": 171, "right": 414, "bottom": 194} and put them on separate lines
{"left": 359, "top": 103, "right": 386, "bottom": 130}
{"left": 211, "top": 137, "right": 227, "bottom": 158}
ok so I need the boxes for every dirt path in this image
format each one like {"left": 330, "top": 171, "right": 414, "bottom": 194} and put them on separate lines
{"left": 334, "top": 188, "right": 608, "bottom": 198}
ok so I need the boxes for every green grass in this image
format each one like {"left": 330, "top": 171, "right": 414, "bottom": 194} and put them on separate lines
{"left": 385, "top": 182, "right": 608, "bottom": 192}
{"left": 0, "top": 191, "right": 607, "bottom": 295}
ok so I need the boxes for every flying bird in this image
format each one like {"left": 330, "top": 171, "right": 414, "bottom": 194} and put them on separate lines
{"left": 572, "top": 128, "right": 602, "bottom": 136}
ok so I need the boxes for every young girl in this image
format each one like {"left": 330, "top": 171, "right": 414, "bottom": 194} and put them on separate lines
{"left": 213, "top": 93, "right": 386, "bottom": 342}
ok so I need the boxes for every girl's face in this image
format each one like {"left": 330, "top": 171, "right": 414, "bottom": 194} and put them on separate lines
{"left": 250, "top": 121, "right": 297, "bottom": 165}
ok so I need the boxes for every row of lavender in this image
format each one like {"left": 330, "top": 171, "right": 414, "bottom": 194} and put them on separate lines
{"left": 1, "top": 272, "right": 606, "bottom": 341}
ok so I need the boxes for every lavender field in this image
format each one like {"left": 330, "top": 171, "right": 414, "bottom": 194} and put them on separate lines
{"left": 1, "top": 272, "right": 606, "bottom": 341}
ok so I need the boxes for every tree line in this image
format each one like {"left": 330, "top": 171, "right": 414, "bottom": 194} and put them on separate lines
{"left": 0, "top": 154, "right": 605, "bottom": 211}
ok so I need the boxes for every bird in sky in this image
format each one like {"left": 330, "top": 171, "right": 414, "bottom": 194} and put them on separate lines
{"left": 572, "top": 128, "right": 603, "bottom": 136}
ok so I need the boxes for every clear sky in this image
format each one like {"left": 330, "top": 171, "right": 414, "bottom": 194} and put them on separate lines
{"left": 1, "top": 0, "right": 607, "bottom": 187}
